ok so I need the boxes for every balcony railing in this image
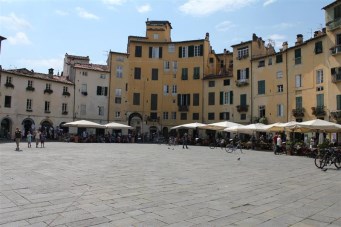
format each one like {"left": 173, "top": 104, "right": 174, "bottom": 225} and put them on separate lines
{"left": 326, "top": 17, "right": 341, "bottom": 30}
{"left": 292, "top": 108, "right": 305, "bottom": 118}
{"left": 44, "top": 89, "right": 53, "bottom": 94}
{"left": 330, "top": 110, "right": 341, "bottom": 121}
{"left": 312, "top": 106, "right": 326, "bottom": 116}
{"left": 332, "top": 73, "right": 341, "bottom": 83}
{"left": 235, "top": 79, "right": 249, "bottom": 87}
{"left": 147, "top": 116, "right": 160, "bottom": 123}
{"left": 62, "top": 111, "right": 68, "bottom": 115}
{"left": 81, "top": 91, "right": 88, "bottom": 96}
{"left": 178, "top": 105, "right": 189, "bottom": 112}
{"left": 236, "top": 105, "right": 249, "bottom": 112}
{"left": 5, "top": 83, "right": 14, "bottom": 88}
{"left": 26, "top": 86, "right": 35, "bottom": 91}
{"left": 236, "top": 54, "right": 249, "bottom": 60}
{"left": 62, "top": 91, "right": 71, "bottom": 96}
{"left": 330, "top": 45, "right": 341, "bottom": 55}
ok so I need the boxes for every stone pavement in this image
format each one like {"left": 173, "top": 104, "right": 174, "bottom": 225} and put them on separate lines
{"left": 0, "top": 142, "right": 340, "bottom": 227}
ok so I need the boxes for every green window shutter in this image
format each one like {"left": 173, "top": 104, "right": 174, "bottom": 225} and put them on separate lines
{"left": 178, "top": 46, "right": 182, "bottom": 58}
{"left": 230, "top": 91, "right": 233, "bottom": 104}
{"left": 96, "top": 86, "right": 101, "bottom": 95}
{"left": 159, "top": 47, "right": 162, "bottom": 58}
{"left": 295, "top": 97, "right": 302, "bottom": 109}
{"left": 240, "top": 94, "right": 246, "bottom": 106}
{"left": 177, "top": 94, "right": 181, "bottom": 106}
{"left": 149, "top": 47, "right": 152, "bottom": 58}
{"left": 220, "top": 92, "right": 223, "bottom": 105}
{"left": 237, "top": 70, "right": 240, "bottom": 80}
{"left": 199, "top": 44, "right": 203, "bottom": 56}
{"left": 295, "top": 49, "right": 301, "bottom": 58}
{"left": 337, "top": 95, "right": 341, "bottom": 110}
{"left": 187, "top": 94, "right": 190, "bottom": 106}
{"left": 188, "top": 45, "right": 194, "bottom": 57}
{"left": 246, "top": 68, "right": 249, "bottom": 79}
{"left": 104, "top": 87, "right": 108, "bottom": 96}
{"left": 317, "top": 94, "right": 324, "bottom": 107}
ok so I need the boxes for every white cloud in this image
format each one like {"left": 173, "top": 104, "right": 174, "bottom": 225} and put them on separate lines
{"left": 263, "top": 0, "right": 276, "bottom": 6}
{"left": 19, "top": 57, "right": 64, "bottom": 73}
{"left": 215, "top": 21, "right": 236, "bottom": 31}
{"left": 0, "top": 13, "right": 31, "bottom": 30}
{"left": 102, "top": 0, "right": 127, "bottom": 5}
{"left": 55, "top": 10, "right": 69, "bottom": 16}
{"left": 76, "top": 7, "right": 99, "bottom": 20}
{"left": 273, "top": 22, "right": 295, "bottom": 30}
{"left": 137, "top": 4, "right": 151, "bottom": 13}
{"left": 7, "top": 32, "right": 31, "bottom": 45}
{"left": 179, "top": 0, "right": 256, "bottom": 16}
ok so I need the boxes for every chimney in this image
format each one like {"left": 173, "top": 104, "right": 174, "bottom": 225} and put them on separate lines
{"left": 322, "top": 27, "right": 326, "bottom": 34}
{"left": 48, "top": 68, "right": 54, "bottom": 76}
{"left": 205, "top": 32, "right": 209, "bottom": 40}
{"left": 295, "top": 34, "right": 303, "bottom": 45}
{"left": 252, "top": 33, "right": 258, "bottom": 41}
{"left": 314, "top": 31, "right": 319, "bottom": 37}
{"left": 282, "top": 41, "right": 288, "bottom": 51}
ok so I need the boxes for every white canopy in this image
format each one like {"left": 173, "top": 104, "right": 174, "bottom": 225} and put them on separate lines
{"left": 199, "top": 121, "right": 242, "bottom": 130}
{"left": 62, "top": 120, "right": 106, "bottom": 128}
{"left": 288, "top": 119, "right": 341, "bottom": 132}
{"left": 170, "top": 122, "right": 207, "bottom": 130}
{"left": 104, "top": 122, "right": 133, "bottom": 129}
{"left": 265, "top": 121, "right": 301, "bottom": 132}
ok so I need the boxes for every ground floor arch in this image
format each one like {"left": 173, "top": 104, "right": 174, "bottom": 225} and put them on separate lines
{"left": 22, "top": 118, "right": 35, "bottom": 138}
{"left": 40, "top": 119, "right": 54, "bottom": 139}
{"left": 0, "top": 117, "right": 12, "bottom": 139}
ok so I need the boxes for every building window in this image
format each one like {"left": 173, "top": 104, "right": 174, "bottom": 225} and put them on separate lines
{"left": 258, "top": 80, "right": 265, "bottom": 94}
{"left": 181, "top": 68, "right": 188, "bottom": 80}
{"left": 26, "top": 99, "right": 32, "bottom": 111}
{"left": 164, "top": 61, "right": 170, "bottom": 71}
{"left": 268, "top": 57, "right": 272, "bottom": 65}
{"left": 193, "top": 93, "right": 199, "bottom": 106}
{"left": 115, "top": 89, "right": 122, "bottom": 104}
{"left": 62, "top": 103, "right": 67, "bottom": 113}
{"left": 168, "top": 44, "right": 175, "bottom": 53}
{"left": 208, "top": 81, "right": 215, "bottom": 87}
{"left": 220, "top": 112, "right": 230, "bottom": 120}
{"left": 294, "top": 48, "right": 301, "bottom": 65}
{"left": 258, "top": 60, "right": 265, "bottom": 67}
{"left": 178, "top": 94, "right": 190, "bottom": 108}
{"left": 98, "top": 106, "right": 104, "bottom": 116}
{"left": 97, "top": 86, "right": 108, "bottom": 96}
{"left": 171, "top": 112, "right": 176, "bottom": 120}
{"left": 316, "top": 86, "right": 324, "bottom": 91}
{"left": 115, "top": 112, "right": 121, "bottom": 118}
{"left": 259, "top": 105, "right": 266, "bottom": 118}
{"left": 276, "top": 71, "right": 283, "bottom": 78}
{"left": 151, "top": 94, "right": 157, "bottom": 110}
{"left": 192, "top": 113, "right": 199, "bottom": 120}
{"left": 208, "top": 112, "right": 215, "bottom": 120}
{"left": 180, "top": 113, "right": 187, "bottom": 120}
{"left": 116, "top": 66, "right": 123, "bottom": 78}
{"left": 152, "top": 68, "right": 158, "bottom": 80}
{"left": 4, "top": 96, "right": 11, "bottom": 108}
{"left": 163, "top": 85, "right": 169, "bottom": 95}
{"left": 337, "top": 95, "right": 341, "bottom": 110}
{"left": 295, "top": 74, "right": 302, "bottom": 88}
{"left": 81, "top": 84, "right": 87, "bottom": 93}
{"left": 220, "top": 91, "right": 233, "bottom": 105}
{"left": 193, "top": 67, "right": 200, "bottom": 79}
{"left": 134, "top": 67, "right": 141, "bottom": 80}
{"left": 240, "top": 114, "right": 246, "bottom": 120}
{"left": 6, "top": 76, "right": 12, "bottom": 84}
{"left": 28, "top": 80, "right": 33, "bottom": 87}
{"left": 135, "top": 46, "right": 142, "bottom": 57}
{"left": 317, "top": 94, "right": 324, "bottom": 107}
{"left": 46, "top": 84, "right": 51, "bottom": 90}
{"left": 172, "top": 61, "right": 178, "bottom": 72}
{"left": 276, "top": 54, "right": 283, "bottom": 63}
{"left": 277, "top": 85, "right": 284, "bottom": 92}
{"left": 63, "top": 86, "right": 68, "bottom": 93}
{"left": 315, "top": 41, "right": 323, "bottom": 54}
{"left": 180, "top": 46, "right": 188, "bottom": 58}
{"left": 237, "top": 68, "right": 249, "bottom": 81}
{"left": 163, "top": 112, "right": 169, "bottom": 120}
{"left": 237, "top": 47, "right": 249, "bottom": 59}
{"left": 223, "top": 79, "right": 230, "bottom": 86}
{"left": 82, "top": 71, "right": 88, "bottom": 76}
{"left": 296, "top": 96, "right": 303, "bottom": 109}
{"left": 172, "top": 85, "right": 177, "bottom": 95}
{"left": 150, "top": 47, "right": 162, "bottom": 59}
{"left": 80, "top": 104, "right": 86, "bottom": 116}
{"left": 45, "top": 101, "right": 50, "bottom": 113}
{"left": 316, "top": 69, "right": 323, "bottom": 84}
{"left": 133, "top": 93, "right": 140, "bottom": 105}
{"left": 277, "top": 104, "right": 284, "bottom": 117}
{"left": 153, "top": 34, "right": 159, "bottom": 40}
{"left": 208, "top": 92, "right": 215, "bottom": 105}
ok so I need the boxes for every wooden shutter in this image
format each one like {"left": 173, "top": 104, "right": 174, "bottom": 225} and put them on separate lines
{"left": 230, "top": 91, "right": 233, "bottom": 104}
{"left": 199, "top": 44, "right": 203, "bottom": 56}
{"left": 96, "top": 86, "right": 101, "bottom": 95}
{"left": 159, "top": 47, "right": 162, "bottom": 58}
{"left": 177, "top": 94, "right": 181, "bottom": 106}
{"left": 186, "top": 94, "right": 190, "bottom": 106}
{"left": 246, "top": 68, "right": 249, "bottom": 79}
{"left": 178, "top": 46, "right": 182, "bottom": 58}
{"left": 149, "top": 47, "right": 152, "bottom": 58}
{"left": 237, "top": 70, "right": 241, "bottom": 80}
{"left": 188, "top": 45, "right": 194, "bottom": 57}
{"left": 220, "top": 92, "right": 223, "bottom": 105}
{"left": 104, "top": 87, "right": 108, "bottom": 96}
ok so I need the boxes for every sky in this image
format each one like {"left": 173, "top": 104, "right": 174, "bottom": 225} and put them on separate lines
{"left": 0, "top": 0, "right": 333, "bottom": 74}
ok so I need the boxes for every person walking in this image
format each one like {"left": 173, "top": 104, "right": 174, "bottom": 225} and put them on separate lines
{"left": 35, "top": 130, "right": 41, "bottom": 148}
{"left": 14, "top": 128, "right": 22, "bottom": 151}
{"left": 182, "top": 133, "right": 188, "bottom": 149}
{"left": 40, "top": 132, "right": 46, "bottom": 148}
{"left": 276, "top": 135, "right": 282, "bottom": 155}
{"left": 27, "top": 131, "right": 32, "bottom": 148}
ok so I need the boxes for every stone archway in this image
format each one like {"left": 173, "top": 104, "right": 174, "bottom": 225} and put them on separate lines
{"left": 40, "top": 119, "right": 53, "bottom": 139}
{"left": 22, "top": 118, "right": 35, "bottom": 138}
{"left": 0, "top": 117, "right": 12, "bottom": 139}
{"left": 128, "top": 112, "right": 142, "bottom": 133}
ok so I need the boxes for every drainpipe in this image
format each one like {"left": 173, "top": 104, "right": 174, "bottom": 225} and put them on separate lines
{"left": 285, "top": 50, "right": 289, "bottom": 122}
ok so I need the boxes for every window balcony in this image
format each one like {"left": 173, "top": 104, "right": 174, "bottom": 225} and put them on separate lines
{"left": 147, "top": 116, "right": 160, "bottom": 123}
{"left": 44, "top": 89, "right": 53, "bottom": 94}
{"left": 5, "top": 83, "right": 14, "bottom": 88}
{"left": 330, "top": 110, "right": 341, "bottom": 121}
{"left": 326, "top": 17, "right": 341, "bottom": 31}
{"left": 81, "top": 91, "right": 88, "bottom": 96}
{"left": 330, "top": 45, "right": 341, "bottom": 55}
{"left": 26, "top": 86, "right": 35, "bottom": 91}
{"left": 236, "top": 105, "right": 249, "bottom": 112}
{"left": 292, "top": 108, "right": 305, "bottom": 118}
{"left": 311, "top": 106, "right": 326, "bottom": 116}
{"left": 44, "top": 110, "right": 51, "bottom": 114}
{"left": 178, "top": 105, "right": 189, "bottom": 112}
{"left": 62, "top": 111, "right": 68, "bottom": 115}
{"left": 236, "top": 54, "right": 249, "bottom": 60}
{"left": 26, "top": 109, "right": 33, "bottom": 112}
{"left": 235, "top": 79, "right": 249, "bottom": 87}
{"left": 62, "top": 91, "right": 71, "bottom": 96}
{"left": 332, "top": 73, "right": 341, "bottom": 83}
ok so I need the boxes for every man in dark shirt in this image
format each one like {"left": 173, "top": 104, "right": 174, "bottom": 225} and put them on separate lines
{"left": 14, "top": 128, "right": 22, "bottom": 151}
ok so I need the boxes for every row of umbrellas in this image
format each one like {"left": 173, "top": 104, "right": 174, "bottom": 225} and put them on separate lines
{"left": 63, "top": 120, "right": 133, "bottom": 129}
{"left": 171, "top": 119, "right": 341, "bottom": 134}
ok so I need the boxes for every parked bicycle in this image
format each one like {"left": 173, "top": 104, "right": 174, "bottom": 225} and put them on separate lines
{"left": 314, "top": 148, "right": 341, "bottom": 169}
{"left": 209, "top": 138, "right": 225, "bottom": 149}
{"left": 225, "top": 139, "right": 243, "bottom": 154}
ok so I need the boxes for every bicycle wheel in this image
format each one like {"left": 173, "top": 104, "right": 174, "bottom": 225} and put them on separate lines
{"left": 225, "top": 145, "right": 233, "bottom": 153}
{"left": 209, "top": 143, "right": 215, "bottom": 149}
{"left": 314, "top": 154, "right": 324, "bottom": 169}
{"left": 334, "top": 155, "right": 341, "bottom": 169}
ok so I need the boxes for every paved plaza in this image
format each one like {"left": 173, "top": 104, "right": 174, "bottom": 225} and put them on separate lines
{"left": 0, "top": 142, "right": 340, "bottom": 227}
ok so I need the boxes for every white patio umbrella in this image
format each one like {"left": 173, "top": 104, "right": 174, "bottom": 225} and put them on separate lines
{"left": 62, "top": 120, "right": 106, "bottom": 128}
{"left": 199, "top": 121, "right": 242, "bottom": 130}
{"left": 104, "top": 122, "right": 133, "bottom": 129}
{"left": 288, "top": 119, "right": 341, "bottom": 133}
{"left": 237, "top": 123, "right": 268, "bottom": 134}
{"left": 224, "top": 125, "right": 247, "bottom": 133}
{"left": 265, "top": 121, "right": 301, "bottom": 132}
{"left": 170, "top": 122, "right": 207, "bottom": 130}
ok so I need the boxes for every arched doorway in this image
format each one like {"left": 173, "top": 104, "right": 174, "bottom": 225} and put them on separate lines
{"left": 59, "top": 122, "right": 69, "bottom": 134}
{"left": 128, "top": 112, "right": 142, "bottom": 133}
{"left": 162, "top": 127, "right": 169, "bottom": 139}
{"left": 22, "top": 118, "right": 35, "bottom": 138}
{"left": 41, "top": 119, "right": 53, "bottom": 139}
{"left": 149, "top": 126, "right": 157, "bottom": 142}
{"left": 0, "top": 118, "right": 12, "bottom": 139}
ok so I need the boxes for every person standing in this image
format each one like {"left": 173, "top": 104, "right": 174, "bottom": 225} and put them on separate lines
{"left": 35, "top": 130, "right": 41, "bottom": 148}
{"left": 40, "top": 132, "right": 46, "bottom": 148}
{"left": 27, "top": 131, "right": 32, "bottom": 148}
{"left": 14, "top": 128, "right": 22, "bottom": 151}
{"left": 276, "top": 135, "right": 282, "bottom": 155}
{"left": 273, "top": 133, "right": 278, "bottom": 154}
{"left": 182, "top": 133, "right": 188, "bottom": 149}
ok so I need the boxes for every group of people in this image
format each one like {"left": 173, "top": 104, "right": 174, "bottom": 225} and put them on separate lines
{"left": 14, "top": 128, "right": 46, "bottom": 151}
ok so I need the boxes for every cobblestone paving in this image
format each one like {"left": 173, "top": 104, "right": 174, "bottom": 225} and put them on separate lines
{"left": 0, "top": 142, "right": 340, "bottom": 227}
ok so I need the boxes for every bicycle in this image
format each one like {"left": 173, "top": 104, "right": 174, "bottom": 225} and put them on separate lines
{"left": 315, "top": 148, "right": 341, "bottom": 169}
{"left": 225, "top": 139, "right": 243, "bottom": 154}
